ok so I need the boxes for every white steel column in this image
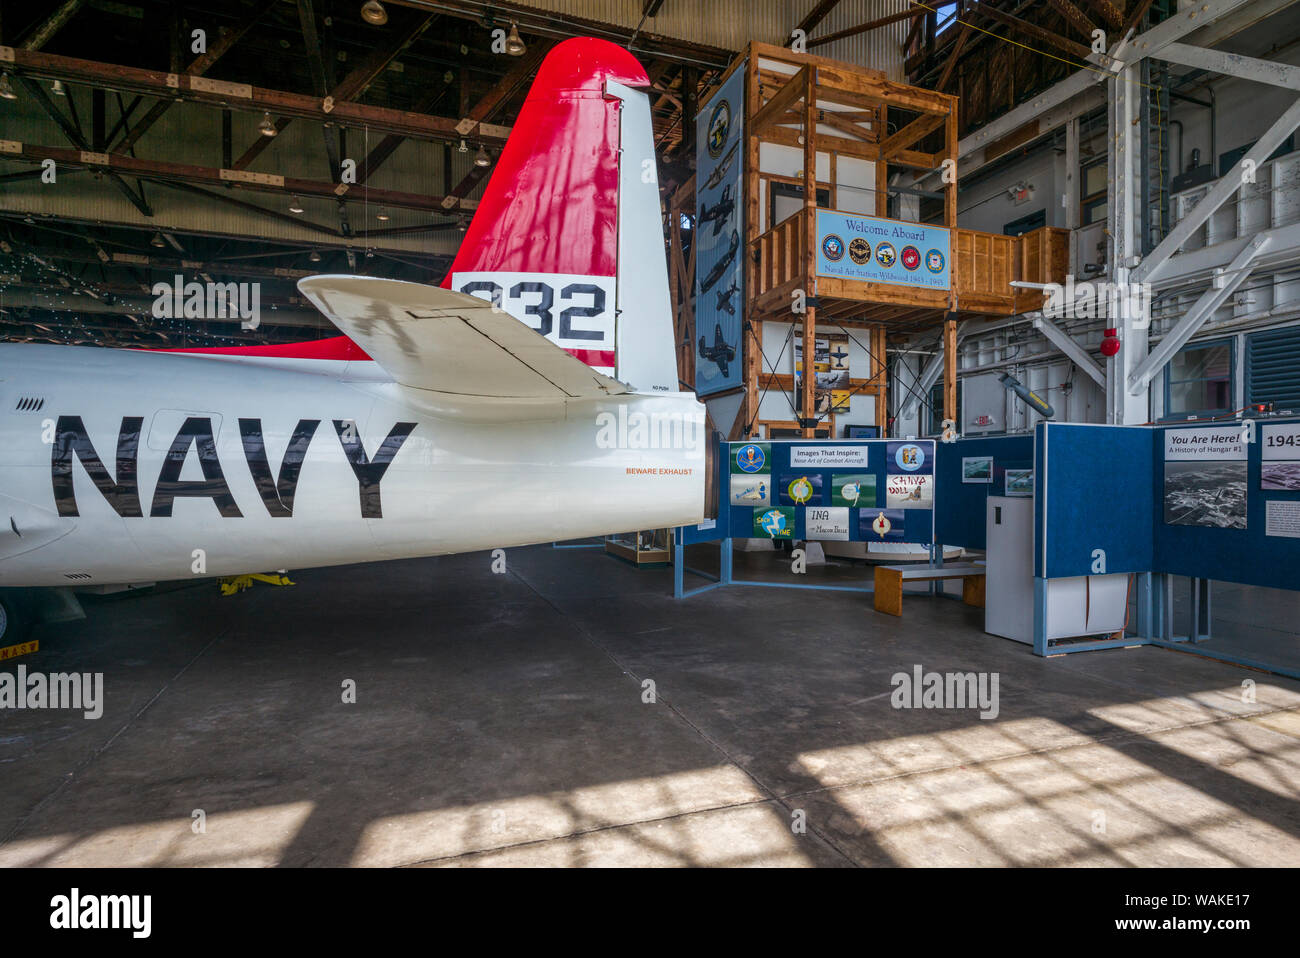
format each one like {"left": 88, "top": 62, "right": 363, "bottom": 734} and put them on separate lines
{"left": 1106, "top": 61, "right": 1149, "bottom": 425}
{"left": 1065, "top": 115, "right": 1080, "bottom": 271}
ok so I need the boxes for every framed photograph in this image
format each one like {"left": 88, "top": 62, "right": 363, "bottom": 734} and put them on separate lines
{"left": 1004, "top": 469, "right": 1034, "bottom": 497}
{"left": 962, "top": 456, "right": 993, "bottom": 483}
{"left": 1163, "top": 460, "right": 1247, "bottom": 528}
{"left": 1163, "top": 427, "right": 1248, "bottom": 528}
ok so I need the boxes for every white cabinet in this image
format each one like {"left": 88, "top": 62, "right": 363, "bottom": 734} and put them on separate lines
{"left": 984, "top": 496, "right": 1130, "bottom": 645}
{"left": 985, "top": 496, "right": 1035, "bottom": 644}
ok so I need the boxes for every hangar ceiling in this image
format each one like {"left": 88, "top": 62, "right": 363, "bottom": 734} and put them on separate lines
{"left": 0, "top": 1, "right": 1176, "bottom": 351}
{"left": 0, "top": 0, "right": 734, "bottom": 348}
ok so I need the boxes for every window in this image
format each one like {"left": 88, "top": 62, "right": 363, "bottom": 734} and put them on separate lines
{"left": 1165, "top": 338, "right": 1234, "bottom": 419}
{"left": 1081, "top": 156, "right": 1107, "bottom": 225}
{"left": 935, "top": 3, "right": 959, "bottom": 33}
{"left": 1083, "top": 160, "right": 1107, "bottom": 195}
{"left": 928, "top": 379, "right": 961, "bottom": 435}
{"left": 1004, "top": 209, "right": 1046, "bottom": 236}
{"left": 768, "top": 181, "right": 830, "bottom": 230}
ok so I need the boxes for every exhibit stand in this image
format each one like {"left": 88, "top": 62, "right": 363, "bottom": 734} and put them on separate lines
{"left": 1032, "top": 418, "right": 1300, "bottom": 675}
{"left": 675, "top": 437, "right": 938, "bottom": 599}
{"left": 671, "top": 421, "right": 1300, "bottom": 678}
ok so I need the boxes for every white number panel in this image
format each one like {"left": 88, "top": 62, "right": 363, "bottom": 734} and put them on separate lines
{"left": 451, "top": 271, "right": 617, "bottom": 374}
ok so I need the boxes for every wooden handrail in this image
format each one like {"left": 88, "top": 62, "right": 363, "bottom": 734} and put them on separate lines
{"left": 750, "top": 208, "right": 808, "bottom": 296}
{"left": 748, "top": 215, "right": 1068, "bottom": 318}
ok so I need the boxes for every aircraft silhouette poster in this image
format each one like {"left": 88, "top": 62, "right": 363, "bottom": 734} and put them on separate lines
{"left": 695, "top": 64, "right": 745, "bottom": 396}
{"left": 794, "top": 332, "right": 851, "bottom": 414}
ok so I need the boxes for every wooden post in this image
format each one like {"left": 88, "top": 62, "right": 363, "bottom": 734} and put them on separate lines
{"left": 668, "top": 175, "right": 696, "bottom": 388}
{"left": 681, "top": 66, "right": 698, "bottom": 159}
{"left": 945, "top": 97, "right": 959, "bottom": 314}
{"left": 874, "top": 102, "right": 889, "bottom": 437}
{"left": 801, "top": 64, "right": 817, "bottom": 438}
{"left": 874, "top": 103, "right": 890, "bottom": 437}
{"left": 944, "top": 99, "right": 958, "bottom": 228}
{"left": 873, "top": 324, "right": 888, "bottom": 436}
{"left": 875, "top": 104, "right": 889, "bottom": 216}
{"left": 943, "top": 314, "right": 957, "bottom": 428}
{"left": 944, "top": 96, "right": 959, "bottom": 427}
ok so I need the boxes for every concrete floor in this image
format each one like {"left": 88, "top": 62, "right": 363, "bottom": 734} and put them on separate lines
{"left": 2, "top": 544, "right": 1299, "bottom": 867}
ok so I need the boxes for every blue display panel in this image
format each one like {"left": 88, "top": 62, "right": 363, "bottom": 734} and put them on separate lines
{"left": 1036, "top": 423, "right": 1155, "bottom": 579}
{"left": 720, "top": 439, "right": 935, "bottom": 544}
{"left": 1152, "top": 417, "right": 1300, "bottom": 591}
{"left": 1032, "top": 418, "right": 1300, "bottom": 589}
{"left": 933, "top": 435, "right": 1034, "bottom": 550}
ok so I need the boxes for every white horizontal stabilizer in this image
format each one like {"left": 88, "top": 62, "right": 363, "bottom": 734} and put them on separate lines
{"left": 298, "top": 275, "right": 630, "bottom": 399}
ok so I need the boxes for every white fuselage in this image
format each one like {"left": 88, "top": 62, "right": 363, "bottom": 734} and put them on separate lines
{"left": 0, "top": 344, "right": 705, "bottom": 588}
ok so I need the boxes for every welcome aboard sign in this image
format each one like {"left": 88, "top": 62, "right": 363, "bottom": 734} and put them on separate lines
{"left": 815, "top": 210, "right": 950, "bottom": 291}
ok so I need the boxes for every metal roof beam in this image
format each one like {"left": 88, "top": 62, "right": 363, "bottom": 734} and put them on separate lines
{"left": 0, "top": 46, "right": 511, "bottom": 147}
{"left": 1032, "top": 315, "right": 1106, "bottom": 387}
{"left": 233, "top": 5, "right": 435, "bottom": 173}
{"left": 1128, "top": 234, "right": 1270, "bottom": 393}
{"left": 17, "top": 0, "right": 84, "bottom": 51}
{"left": 956, "top": 0, "right": 1259, "bottom": 161}
{"left": 792, "top": 0, "right": 844, "bottom": 40}
{"left": 0, "top": 140, "right": 465, "bottom": 214}
{"left": 17, "top": 76, "right": 153, "bottom": 217}
{"left": 1154, "top": 42, "right": 1300, "bottom": 91}
{"left": 114, "top": 0, "right": 273, "bottom": 153}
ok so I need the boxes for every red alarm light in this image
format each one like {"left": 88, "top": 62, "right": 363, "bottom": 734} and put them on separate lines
{"left": 1100, "top": 328, "right": 1121, "bottom": 357}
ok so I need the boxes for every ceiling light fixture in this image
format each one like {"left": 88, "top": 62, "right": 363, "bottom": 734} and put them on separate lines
{"left": 505, "top": 22, "right": 526, "bottom": 56}
{"left": 150, "top": 232, "right": 166, "bottom": 248}
{"left": 0, "top": 73, "right": 17, "bottom": 101}
{"left": 51, "top": 79, "right": 66, "bottom": 97}
{"left": 309, "top": 250, "right": 321, "bottom": 262}
{"left": 259, "top": 112, "right": 277, "bottom": 137}
{"left": 457, "top": 138, "right": 469, "bottom": 154}
{"left": 376, "top": 208, "right": 390, "bottom": 221}
{"left": 360, "top": 1, "right": 388, "bottom": 26}
{"left": 288, "top": 195, "right": 305, "bottom": 214}
{"left": 474, "top": 144, "right": 491, "bottom": 168}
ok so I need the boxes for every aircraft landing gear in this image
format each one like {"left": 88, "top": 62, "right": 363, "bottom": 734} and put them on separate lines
{"left": 0, "top": 590, "right": 31, "bottom": 645}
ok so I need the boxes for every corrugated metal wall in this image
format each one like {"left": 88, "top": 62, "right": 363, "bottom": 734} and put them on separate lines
{"left": 512, "top": 0, "right": 908, "bottom": 77}
{"left": 812, "top": 0, "right": 909, "bottom": 76}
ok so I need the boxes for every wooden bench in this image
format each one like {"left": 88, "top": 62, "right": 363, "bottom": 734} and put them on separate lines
{"left": 873, "top": 563, "right": 986, "bottom": 616}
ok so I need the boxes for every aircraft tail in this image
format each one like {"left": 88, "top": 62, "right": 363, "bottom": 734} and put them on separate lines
{"left": 159, "top": 38, "right": 684, "bottom": 397}
{"left": 442, "top": 38, "right": 681, "bottom": 395}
